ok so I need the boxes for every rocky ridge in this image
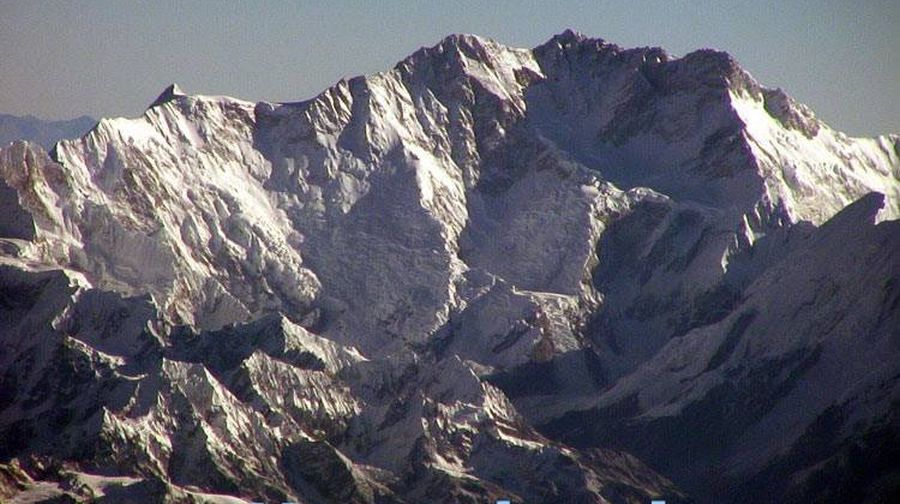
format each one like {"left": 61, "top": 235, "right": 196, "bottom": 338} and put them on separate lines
{"left": 1, "top": 31, "right": 898, "bottom": 503}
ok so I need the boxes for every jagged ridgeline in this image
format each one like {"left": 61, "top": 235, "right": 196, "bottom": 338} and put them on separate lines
{"left": 1, "top": 31, "right": 898, "bottom": 503}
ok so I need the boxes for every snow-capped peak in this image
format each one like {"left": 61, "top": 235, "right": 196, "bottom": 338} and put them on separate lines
{"left": 149, "top": 83, "right": 187, "bottom": 108}
{"left": 0, "top": 31, "right": 898, "bottom": 504}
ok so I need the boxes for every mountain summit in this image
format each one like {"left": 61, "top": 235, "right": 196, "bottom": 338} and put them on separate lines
{"left": 148, "top": 83, "right": 187, "bottom": 108}
{"left": 1, "top": 32, "right": 898, "bottom": 503}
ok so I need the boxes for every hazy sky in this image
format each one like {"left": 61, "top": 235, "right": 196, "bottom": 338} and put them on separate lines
{"left": 1, "top": 1, "right": 897, "bottom": 136}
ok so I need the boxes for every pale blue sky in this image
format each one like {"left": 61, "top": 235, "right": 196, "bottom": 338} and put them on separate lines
{"left": 1, "top": 1, "right": 897, "bottom": 135}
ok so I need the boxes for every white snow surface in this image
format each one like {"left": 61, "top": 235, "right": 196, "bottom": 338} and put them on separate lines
{"left": 1, "top": 31, "right": 898, "bottom": 503}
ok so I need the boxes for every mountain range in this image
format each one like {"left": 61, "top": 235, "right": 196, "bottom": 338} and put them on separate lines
{"left": 0, "top": 114, "right": 96, "bottom": 151}
{"left": 1, "top": 31, "right": 898, "bottom": 503}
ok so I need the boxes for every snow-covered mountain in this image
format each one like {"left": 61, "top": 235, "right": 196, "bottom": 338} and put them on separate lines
{"left": 1, "top": 31, "right": 898, "bottom": 503}
{"left": 0, "top": 114, "right": 96, "bottom": 150}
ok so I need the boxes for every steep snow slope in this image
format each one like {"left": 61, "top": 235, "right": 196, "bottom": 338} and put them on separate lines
{"left": 0, "top": 263, "right": 679, "bottom": 503}
{"left": 544, "top": 193, "right": 900, "bottom": 502}
{"left": 5, "top": 31, "right": 895, "bottom": 368}
{"left": 0, "top": 31, "right": 898, "bottom": 503}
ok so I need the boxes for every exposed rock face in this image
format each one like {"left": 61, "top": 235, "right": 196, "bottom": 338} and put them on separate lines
{"left": 0, "top": 31, "right": 898, "bottom": 503}
{"left": 544, "top": 194, "right": 900, "bottom": 502}
{"left": 0, "top": 262, "right": 679, "bottom": 503}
